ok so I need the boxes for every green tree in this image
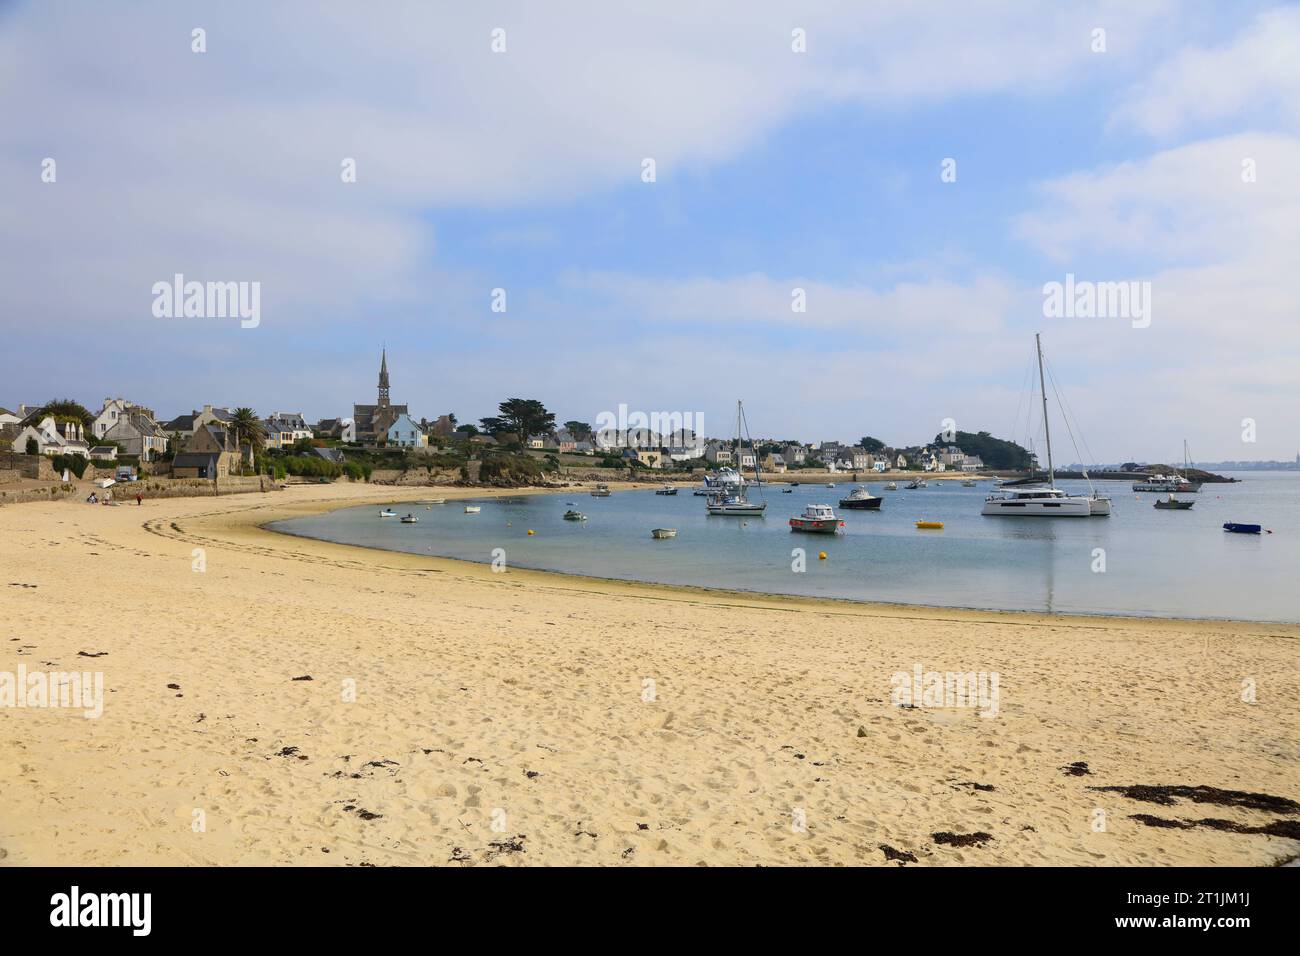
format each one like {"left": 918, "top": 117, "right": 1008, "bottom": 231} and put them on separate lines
{"left": 496, "top": 398, "right": 555, "bottom": 441}
{"left": 563, "top": 420, "right": 593, "bottom": 441}
{"left": 25, "top": 437, "right": 39, "bottom": 455}
{"left": 31, "top": 399, "right": 95, "bottom": 433}
{"left": 858, "top": 436, "right": 885, "bottom": 453}
{"left": 230, "top": 408, "right": 265, "bottom": 473}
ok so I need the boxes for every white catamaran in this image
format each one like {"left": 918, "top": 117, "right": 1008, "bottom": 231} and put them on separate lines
{"left": 706, "top": 400, "right": 767, "bottom": 516}
{"left": 982, "top": 334, "right": 1110, "bottom": 518}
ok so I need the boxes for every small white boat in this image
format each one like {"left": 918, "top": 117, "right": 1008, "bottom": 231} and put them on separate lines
{"left": 379, "top": 509, "right": 398, "bottom": 518}
{"left": 905, "top": 478, "right": 927, "bottom": 489}
{"left": 825, "top": 482, "right": 836, "bottom": 488}
{"left": 591, "top": 484, "right": 612, "bottom": 497}
{"left": 400, "top": 514, "right": 419, "bottom": 524}
{"left": 706, "top": 494, "right": 766, "bottom": 516}
{"left": 962, "top": 478, "right": 976, "bottom": 487}
{"left": 651, "top": 528, "right": 677, "bottom": 539}
{"left": 563, "top": 510, "right": 586, "bottom": 521}
{"left": 655, "top": 484, "right": 678, "bottom": 496}
{"left": 789, "top": 503, "right": 843, "bottom": 534}
{"left": 885, "top": 482, "right": 898, "bottom": 491}
{"left": 464, "top": 505, "right": 481, "bottom": 514}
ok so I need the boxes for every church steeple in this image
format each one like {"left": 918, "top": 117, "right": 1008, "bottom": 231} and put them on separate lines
{"left": 378, "top": 349, "right": 390, "bottom": 407}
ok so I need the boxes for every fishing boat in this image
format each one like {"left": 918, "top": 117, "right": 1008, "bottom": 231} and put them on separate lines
{"left": 825, "top": 482, "right": 836, "bottom": 488}
{"left": 706, "top": 401, "right": 767, "bottom": 516}
{"left": 563, "top": 510, "right": 586, "bottom": 521}
{"left": 400, "top": 514, "right": 419, "bottom": 524}
{"left": 788, "top": 503, "right": 843, "bottom": 534}
{"left": 651, "top": 528, "right": 677, "bottom": 539}
{"left": 1154, "top": 495, "right": 1194, "bottom": 510}
{"left": 781, "top": 488, "right": 793, "bottom": 493}
{"left": 696, "top": 467, "right": 745, "bottom": 495}
{"left": 655, "top": 484, "right": 678, "bottom": 496}
{"left": 1133, "top": 442, "right": 1202, "bottom": 492}
{"left": 885, "top": 482, "right": 898, "bottom": 491}
{"left": 983, "top": 334, "right": 1110, "bottom": 518}
{"left": 905, "top": 478, "right": 927, "bottom": 489}
{"left": 962, "top": 478, "right": 976, "bottom": 487}
{"left": 378, "top": 509, "right": 398, "bottom": 518}
{"left": 464, "top": 505, "right": 481, "bottom": 514}
{"left": 591, "top": 484, "right": 612, "bottom": 497}
{"left": 1223, "top": 522, "right": 1262, "bottom": 534}
{"left": 838, "top": 486, "right": 882, "bottom": 510}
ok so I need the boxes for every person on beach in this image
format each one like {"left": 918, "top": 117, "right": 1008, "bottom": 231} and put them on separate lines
{"left": 136, "top": 493, "right": 142, "bottom": 506}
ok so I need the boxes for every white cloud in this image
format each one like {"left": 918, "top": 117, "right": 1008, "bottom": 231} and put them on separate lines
{"left": 1112, "top": 7, "right": 1300, "bottom": 137}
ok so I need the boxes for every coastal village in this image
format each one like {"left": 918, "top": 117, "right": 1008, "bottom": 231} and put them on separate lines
{"left": 1, "top": 350, "right": 1023, "bottom": 505}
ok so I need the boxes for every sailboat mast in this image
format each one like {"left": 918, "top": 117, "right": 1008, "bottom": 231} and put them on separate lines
{"left": 1036, "top": 333, "right": 1055, "bottom": 488}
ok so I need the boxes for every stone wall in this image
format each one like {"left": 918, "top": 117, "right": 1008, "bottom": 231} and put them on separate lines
{"left": 0, "top": 452, "right": 58, "bottom": 482}
{"left": 0, "top": 474, "right": 279, "bottom": 506}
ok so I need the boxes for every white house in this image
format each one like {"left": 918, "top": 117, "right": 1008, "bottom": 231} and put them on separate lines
{"left": 386, "top": 412, "right": 427, "bottom": 448}
{"left": 10, "top": 416, "right": 90, "bottom": 457}
{"left": 93, "top": 398, "right": 156, "bottom": 439}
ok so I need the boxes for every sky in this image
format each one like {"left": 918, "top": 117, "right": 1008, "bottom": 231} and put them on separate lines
{"left": 1, "top": 0, "right": 1298, "bottom": 461}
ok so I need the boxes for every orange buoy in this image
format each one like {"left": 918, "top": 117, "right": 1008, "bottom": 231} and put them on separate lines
{"left": 818, "top": 551, "right": 827, "bottom": 560}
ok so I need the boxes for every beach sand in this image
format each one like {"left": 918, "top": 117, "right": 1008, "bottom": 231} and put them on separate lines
{"left": 1, "top": 482, "right": 1297, "bottom": 866}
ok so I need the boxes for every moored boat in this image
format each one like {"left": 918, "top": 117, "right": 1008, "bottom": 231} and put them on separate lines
{"left": 378, "top": 509, "right": 397, "bottom": 518}
{"left": 655, "top": 484, "right": 678, "bottom": 495}
{"left": 885, "top": 481, "right": 898, "bottom": 491}
{"left": 464, "top": 505, "right": 481, "bottom": 514}
{"left": 838, "top": 486, "right": 882, "bottom": 510}
{"left": 982, "top": 334, "right": 1109, "bottom": 518}
{"left": 788, "top": 503, "right": 843, "bottom": 534}
{"left": 1223, "top": 522, "right": 1262, "bottom": 534}
{"left": 905, "top": 478, "right": 927, "bottom": 489}
{"left": 400, "top": 514, "right": 419, "bottom": 523}
{"left": 591, "top": 484, "right": 612, "bottom": 497}
{"left": 651, "top": 528, "right": 677, "bottom": 539}
{"left": 705, "top": 401, "right": 767, "bottom": 517}
{"left": 563, "top": 510, "right": 586, "bottom": 520}
{"left": 1154, "top": 495, "right": 1194, "bottom": 510}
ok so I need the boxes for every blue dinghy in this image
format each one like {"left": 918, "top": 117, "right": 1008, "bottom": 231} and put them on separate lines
{"left": 1223, "top": 522, "right": 1262, "bottom": 535}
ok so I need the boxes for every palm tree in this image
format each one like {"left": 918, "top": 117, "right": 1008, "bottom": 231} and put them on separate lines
{"left": 230, "top": 407, "right": 265, "bottom": 474}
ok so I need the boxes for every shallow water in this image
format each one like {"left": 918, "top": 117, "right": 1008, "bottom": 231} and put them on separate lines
{"left": 269, "top": 472, "right": 1300, "bottom": 623}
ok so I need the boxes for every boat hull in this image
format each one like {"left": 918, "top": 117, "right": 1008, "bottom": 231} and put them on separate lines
{"left": 982, "top": 497, "right": 1093, "bottom": 516}
{"left": 1223, "top": 522, "right": 1261, "bottom": 534}
{"left": 788, "top": 518, "right": 841, "bottom": 533}
{"left": 708, "top": 504, "right": 767, "bottom": 516}
{"left": 838, "top": 498, "right": 881, "bottom": 510}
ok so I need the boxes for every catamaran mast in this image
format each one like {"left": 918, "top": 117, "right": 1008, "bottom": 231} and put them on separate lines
{"left": 1036, "top": 333, "right": 1055, "bottom": 488}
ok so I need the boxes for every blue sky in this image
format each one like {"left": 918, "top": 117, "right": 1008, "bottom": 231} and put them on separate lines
{"left": 2, "top": 0, "right": 1298, "bottom": 460}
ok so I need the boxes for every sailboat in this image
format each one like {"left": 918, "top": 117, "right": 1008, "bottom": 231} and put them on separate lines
{"left": 706, "top": 401, "right": 767, "bottom": 516}
{"left": 982, "top": 334, "right": 1110, "bottom": 517}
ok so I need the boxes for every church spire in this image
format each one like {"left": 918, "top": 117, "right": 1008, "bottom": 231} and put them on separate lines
{"left": 378, "top": 349, "right": 390, "bottom": 407}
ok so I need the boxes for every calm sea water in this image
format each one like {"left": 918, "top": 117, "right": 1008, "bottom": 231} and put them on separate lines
{"left": 268, "top": 472, "right": 1300, "bottom": 623}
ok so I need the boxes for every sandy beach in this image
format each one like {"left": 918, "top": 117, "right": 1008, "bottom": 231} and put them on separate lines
{"left": 1, "top": 482, "right": 1297, "bottom": 866}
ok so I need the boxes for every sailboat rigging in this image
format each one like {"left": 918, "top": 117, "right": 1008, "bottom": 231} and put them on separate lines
{"left": 982, "top": 334, "right": 1110, "bottom": 517}
{"left": 706, "top": 400, "right": 767, "bottom": 516}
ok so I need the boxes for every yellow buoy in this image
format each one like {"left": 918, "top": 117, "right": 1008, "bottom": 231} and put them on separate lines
{"left": 916, "top": 521, "right": 944, "bottom": 530}
{"left": 818, "top": 551, "right": 827, "bottom": 560}
{"left": 527, "top": 529, "right": 535, "bottom": 535}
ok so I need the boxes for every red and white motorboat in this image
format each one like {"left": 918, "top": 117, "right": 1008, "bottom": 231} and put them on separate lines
{"left": 788, "top": 503, "right": 844, "bottom": 534}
